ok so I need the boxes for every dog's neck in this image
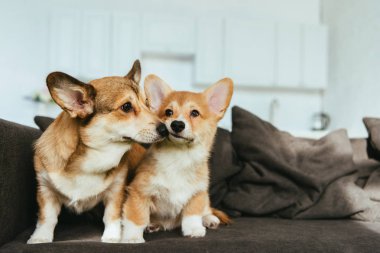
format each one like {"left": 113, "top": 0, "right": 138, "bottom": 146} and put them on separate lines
{"left": 44, "top": 112, "right": 130, "bottom": 174}
{"left": 150, "top": 132, "right": 216, "bottom": 170}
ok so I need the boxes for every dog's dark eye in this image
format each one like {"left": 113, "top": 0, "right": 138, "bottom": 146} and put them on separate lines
{"left": 165, "top": 109, "right": 173, "bottom": 117}
{"left": 190, "top": 110, "right": 200, "bottom": 117}
{"left": 121, "top": 102, "right": 133, "bottom": 113}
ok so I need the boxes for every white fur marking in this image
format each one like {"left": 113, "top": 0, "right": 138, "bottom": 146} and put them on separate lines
{"left": 121, "top": 219, "right": 146, "bottom": 243}
{"left": 81, "top": 143, "right": 130, "bottom": 173}
{"left": 149, "top": 147, "right": 207, "bottom": 213}
{"left": 182, "top": 215, "right": 206, "bottom": 238}
{"left": 101, "top": 219, "right": 122, "bottom": 243}
{"left": 27, "top": 202, "right": 60, "bottom": 244}
{"left": 202, "top": 214, "right": 220, "bottom": 229}
{"left": 141, "top": 145, "right": 209, "bottom": 230}
{"left": 49, "top": 172, "right": 111, "bottom": 203}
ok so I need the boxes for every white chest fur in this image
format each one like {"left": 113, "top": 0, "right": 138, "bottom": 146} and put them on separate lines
{"left": 48, "top": 171, "right": 112, "bottom": 203}
{"left": 147, "top": 145, "right": 209, "bottom": 219}
{"left": 81, "top": 143, "right": 130, "bottom": 173}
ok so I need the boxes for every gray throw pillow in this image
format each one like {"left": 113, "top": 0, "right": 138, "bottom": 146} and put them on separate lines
{"left": 363, "top": 117, "right": 380, "bottom": 154}
{"left": 209, "top": 128, "right": 241, "bottom": 208}
{"left": 34, "top": 116, "right": 54, "bottom": 131}
{"left": 223, "top": 106, "right": 355, "bottom": 218}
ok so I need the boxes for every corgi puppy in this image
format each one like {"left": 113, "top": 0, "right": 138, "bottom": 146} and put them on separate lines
{"left": 27, "top": 61, "right": 168, "bottom": 244}
{"left": 121, "top": 75, "right": 233, "bottom": 243}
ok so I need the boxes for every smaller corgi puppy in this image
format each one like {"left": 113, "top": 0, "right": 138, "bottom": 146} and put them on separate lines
{"left": 28, "top": 61, "right": 168, "bottom": 244}
{"left": 121, "top": 75, "right": 233, "bottom": 243}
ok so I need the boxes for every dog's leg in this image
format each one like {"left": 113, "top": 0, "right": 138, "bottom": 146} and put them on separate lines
{"left": 181, "top": 191, "right": 210, "bottom": 238}
{"left": 27, "top": 185, "right": 61, "bottom": 244}
{"left": 202, "top": 214, "right": 220, "bottom": 229}
{"left": 101, "top": 182, "right": 125, "bottom": 243}
{"left": 121, "top": 188, "right": 150, "bottom": 243}
{"left": 205, "top": 207, "right": 230, "bottom": 228}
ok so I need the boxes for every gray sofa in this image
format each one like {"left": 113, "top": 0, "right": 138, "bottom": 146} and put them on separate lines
{"left": 1, "top": 109, "right": 380, "bottom": 252}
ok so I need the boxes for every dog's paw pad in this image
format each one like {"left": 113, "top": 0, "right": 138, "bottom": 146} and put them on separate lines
{"left": 203, "top": 214, "right": 220, "bottom": 229}
{"left": 145, "top": 224, "right": 161, "bottom": 233}
{"left": 182, "top": 226, "right": 206, "bottom": 238}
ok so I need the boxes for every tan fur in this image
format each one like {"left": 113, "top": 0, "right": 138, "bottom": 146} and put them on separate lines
{"left": 121, "top": 75, "right": 233, "bottom": 243}
{"left": 211, "top": 208, "right": 231, "bottom": 225}
{"left": 126, "top": 143, "right": 147, "bottom": 178}
{"left": 28, "top": 60, "right": 164, "bottom": 244}
{"left": 124, "top": 187, "right": 150, "bottom": 226}
{"left": 182, "top": 191, "right": 209, "bottom": 216}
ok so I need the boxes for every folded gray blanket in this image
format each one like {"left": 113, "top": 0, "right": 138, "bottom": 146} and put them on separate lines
{"left": 212, "top": 107, "right": 380, "bottom": 221}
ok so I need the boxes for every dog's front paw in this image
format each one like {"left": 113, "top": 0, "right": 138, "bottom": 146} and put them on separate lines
{"left": 27, "top": 228, "right": 54, "bottom": 244}
{"left": 101, "top": 221, "right": 121, "bottom": 243}
{"left": 101, "top": 235, "right": 120, "bottom": 243}
{"left": 182, "top": 225, "right": 206, "bottom": 238}
{"left": 202, "top": 214, "right": 220, "bottom": 229}
{"left": 121, "top": 219, "right": 146, "bottom": 243}
{"left": 27, "top": 236, "right": 53, "bottom": 244}
{"left": 182, "top": 215, "right": 206, "bottom": 238}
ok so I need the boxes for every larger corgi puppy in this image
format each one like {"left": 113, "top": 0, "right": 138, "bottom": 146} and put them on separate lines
{"left": 27, "top": 61, "right": 168, "bottom": 244}
{"left": 121, "top": 75, "right": 233, "bottom": 243}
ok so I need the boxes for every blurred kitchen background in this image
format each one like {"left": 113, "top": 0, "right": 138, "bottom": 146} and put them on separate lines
{"left": 0, "top": 0, "right": 379, "bottom": 137}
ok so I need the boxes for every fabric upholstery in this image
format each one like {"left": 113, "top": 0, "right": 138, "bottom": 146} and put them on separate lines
{"left": 209, "top": 128, "right": 241, "bottom": 208}
{"left": 222, "top": 106, "right": 380, "bottom": 220}
{"left": 2, "top": 114, "right": 380, "bottom": 252}
{"left": 0, "top": 119, "right": 41, "bottom": 246}
{"left": 34, "top": 116, "right": 54, "bottom": 132}
{"left": 2, "top": 218, "right": 380, "bottom": 253}
{"left": 363, "top": 117, "right": 380, "bottom": 159}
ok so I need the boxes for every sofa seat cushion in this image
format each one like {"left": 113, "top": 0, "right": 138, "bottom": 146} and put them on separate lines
{"left": 2, "top": 218, "right": 380, "bottom": 253}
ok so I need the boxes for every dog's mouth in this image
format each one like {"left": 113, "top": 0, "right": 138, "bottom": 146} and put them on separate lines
{"left": 122, "top": 136, "right": 133, "bottom": 142}
{"left": 122, "top": 135, "right": 165, "bottom": 144}
{"left": 169, "top": 133, "right": 194, "bottom": 143}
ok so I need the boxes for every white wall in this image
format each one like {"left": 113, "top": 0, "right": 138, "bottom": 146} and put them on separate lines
{"left": 0, "top": 0, "right": 320, "bottom": 23}
{"left": 0, "top": 2, "right": 50, "bottom": 126}
{"left": 0, "top": 0, "right": 322, "bottom": 131}
{"left": 322, "top": 0, "right": 380, "bottom": 137}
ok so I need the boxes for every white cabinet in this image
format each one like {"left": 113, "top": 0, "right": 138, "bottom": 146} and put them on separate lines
{"left": 276, "top": 23, "right": 301, "bottom": 87}
{"left": 225, "top": 19, "right": 276, "bottom": 86}
{"left": 49, "top": 11, "right": 141, "bottom": 79}
{"left": 110, "top": 13, "right": 141, "bottom": 76}
{"left": 49, "top": 11, "right": 81, "bottom": 76}
{"left": 81, "top": 11, "right": 111, "bottom": 79}
{"left": 195, "top": 18, "right": 224, "bottom": 84}
{"left": 301, "top": 25, "right": 328, "bottom": 88}
{"left": 277, "top": 23, "right": 328, "bottom": 89}
{"left": 141, "top": 15, "right": 195, "bottom": 55}
{"left": 48, "top": 12, "right": 328, "bottom": 89}
{"left": 222, "top": 19, "right": 327, "bottom": 88}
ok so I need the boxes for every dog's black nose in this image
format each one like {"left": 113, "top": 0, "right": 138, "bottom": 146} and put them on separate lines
{"left": 170, "top": 120, "right": 185, "bottom": 133}
{"left": 156, "top": 123, "right": 169, "bottom": 137}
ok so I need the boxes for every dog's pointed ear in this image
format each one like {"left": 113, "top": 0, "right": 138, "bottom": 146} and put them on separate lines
{"left": 47, "top": 72, "right": 96, "bottom": 118}
{"left": 125, "top": 60, "right": 141, "bottom": 84}
{"left": 203, "top": 78, "right": 234, "bottom": 120}
{"left": 144, "top": 74, "right": 172, "bottom": 112}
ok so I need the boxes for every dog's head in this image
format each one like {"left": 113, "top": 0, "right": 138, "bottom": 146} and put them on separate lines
{"left": 46, "top": 60, "right": 168, "bottom": 146}
{"left": 144, "top": 75, "right": 233, "bottom": 146}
